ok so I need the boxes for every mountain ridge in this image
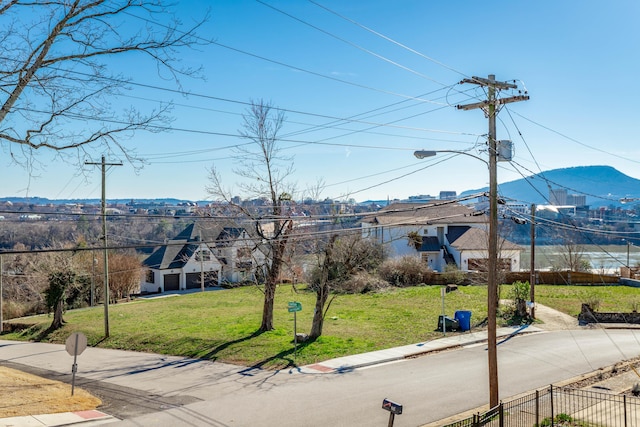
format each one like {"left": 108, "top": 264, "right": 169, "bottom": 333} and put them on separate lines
{"left": 460, "top": 165, "right": 640, "bottom": 207}
{"left": 2, "top": 166, "right": 638, "bottom": 208}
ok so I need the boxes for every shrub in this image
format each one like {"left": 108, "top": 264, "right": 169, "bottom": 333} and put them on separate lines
{"left": 583, "top": 294, "right": 601, "bottom": 312}
{"left": 378, "top": 256, "right": 432, "bottom": 287}
{"left": 441, "top": 264, "right": 465, "bottom": 285}
{"left": 340, "top": 271, "right": 389, "bottom": 294}
{"left": 510, "top": 280, "right": 530, "bottom": 317}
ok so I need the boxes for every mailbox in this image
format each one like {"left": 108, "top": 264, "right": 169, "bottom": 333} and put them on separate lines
{"left": 382, "top": 398, "right": 403, "bottom": 415}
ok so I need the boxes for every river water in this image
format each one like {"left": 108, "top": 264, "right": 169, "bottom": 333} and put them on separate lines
{"left": 519, "top": 245, "right": 640, "bottom": 274}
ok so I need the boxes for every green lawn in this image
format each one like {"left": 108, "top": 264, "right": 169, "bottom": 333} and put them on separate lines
{"left": 534, "top": 284, "right": 640, "bottom": 315}
{"left": 2, "top": 283, "right": 638, "bottom": 369}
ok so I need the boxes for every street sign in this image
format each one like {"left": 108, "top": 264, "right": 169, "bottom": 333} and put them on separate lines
{"left": 65, "top": 332, "right": 87, "bottom": 396}
{"left": 65, "top": 332, "right": 87, "bottom": 356}
{"left": 288, "top": 301, "right": 302, "bottom": 312}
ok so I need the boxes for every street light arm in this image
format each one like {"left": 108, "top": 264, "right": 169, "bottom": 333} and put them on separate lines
{"left": 414, "top": 149, "right": 488, "bottom": 165}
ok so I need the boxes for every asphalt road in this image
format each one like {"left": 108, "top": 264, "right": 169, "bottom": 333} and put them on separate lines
{"left": 4, "top": 328, "right": 640, "bottom": 427}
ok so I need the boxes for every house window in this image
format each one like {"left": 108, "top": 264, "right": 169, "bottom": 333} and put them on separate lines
{"left": 146, "top": 270, "right": 155, "bottom": 283}
{"left": 195, "top": 250, "right": 211, "bottom": 262}
{"left": 237, "top": 247, "right": 251, "bottom": 258}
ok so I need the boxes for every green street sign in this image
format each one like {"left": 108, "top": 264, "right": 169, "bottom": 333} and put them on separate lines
{"left": 288, "top": 301, "right": 302, "bottom": 312}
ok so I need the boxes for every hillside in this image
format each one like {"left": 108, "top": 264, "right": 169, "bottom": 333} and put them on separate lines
{"left": 461, "top": 165, "right": 640, "bottom": 208}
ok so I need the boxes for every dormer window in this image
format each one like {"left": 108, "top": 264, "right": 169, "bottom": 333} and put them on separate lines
{"left": 195, "top": 249, "right": 211, "bottom": 262}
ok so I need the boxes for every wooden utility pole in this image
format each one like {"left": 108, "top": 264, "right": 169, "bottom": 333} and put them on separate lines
{"left": 0, "top": 255, "right": 3, "bottom": 333}
{"left": 457, "top": 75, "right": 528, "bottom": 408}
{"left": 85, "top": 155, "right": 122, "bottom": 338}
{"left": 530, "top": 204, "right": 536, "bottom": 319}
{"left": 200, "top": 230, "right": 205, "bottom": 292}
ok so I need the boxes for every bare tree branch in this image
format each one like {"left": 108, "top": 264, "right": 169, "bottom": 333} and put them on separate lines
{"left": 206, "top": 99, "right": 296, "bottom": 332}
{"left": 0, "top": 0, "right": 208, "bottom": 169}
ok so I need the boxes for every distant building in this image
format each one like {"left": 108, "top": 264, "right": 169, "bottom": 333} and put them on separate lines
{"left": 549, "top": 188, "right": 567, "bottom": 205}
{"left": 406, "top": 195, "right": 435, "bottom": 203}
{"left": 439, "top": 191, "right": 457, "bottom": 200}
{"left": 567, "top": 193, "right": 587, "bottom": 207}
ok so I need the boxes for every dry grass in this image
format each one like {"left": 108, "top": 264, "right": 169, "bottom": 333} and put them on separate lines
{"left": 0, "top": 366, "right": 101, "bottom": 418}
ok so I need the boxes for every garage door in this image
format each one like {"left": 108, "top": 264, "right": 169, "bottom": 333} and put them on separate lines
{"left": 186, "top": 272, "right": 218, "bottom": 289}
{"left": 163, "top": 273, "right": 180, "bottom": 291}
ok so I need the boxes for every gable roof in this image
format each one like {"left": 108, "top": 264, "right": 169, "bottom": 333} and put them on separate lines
{"left": 363, "top": 201, "right": 486, "bottom": 226}
{"left": 446, "top": 225, "right": 472, "bottom": 243}
{"left": 142, "top": 243, "right": 200, "bottom": 270}
{"left": 143, "top": 221, "right": 248, "bottom": 270}
{"left": 216, "top": 227, "right": 245, "bottom": 247}
{"left": 448, "top": 227, "right": 522, "bottom": 251}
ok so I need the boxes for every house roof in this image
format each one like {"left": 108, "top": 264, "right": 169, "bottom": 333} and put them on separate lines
{"left": 362, "top": 201, "right": 486, "bottom": 226}
{"left": 216, "top": 227, "right": 245, "bottom": 247}
{"left": 143, "top": 221, "right": 249, "bottom": 270}
{"left": 419, "top": 236, "right": 441, "bottom": 252}
{"left": 448, "top": 227, "right": 522, "bottom": 251}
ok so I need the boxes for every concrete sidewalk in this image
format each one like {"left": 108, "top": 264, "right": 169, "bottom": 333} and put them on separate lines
{"left": 0, "top": 324, "right": 543, "bottom": 426}
{"left": 300, "top": 324, "right": 542, "bottom": 374}
{"left": 0, "top": 410, "right": 116, "bottom": 427}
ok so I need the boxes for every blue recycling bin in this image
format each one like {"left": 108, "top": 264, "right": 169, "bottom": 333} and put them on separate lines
{"left": 454, "top": 310, "right": 472, "bottom": 331}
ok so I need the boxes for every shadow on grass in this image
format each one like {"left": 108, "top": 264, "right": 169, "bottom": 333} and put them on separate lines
{"left": 33, "top": 323, "right": 56, "bottom": 341}
{"left": 198, "top": 329, "right": 266, "bottom": 361}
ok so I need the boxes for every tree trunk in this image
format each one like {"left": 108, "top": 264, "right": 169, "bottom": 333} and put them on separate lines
{"left": 259, "top": 246, "right": 281, "bottom": 332}
{"left": 259, "top": 221, "right": 292, "bottom": 332}
{"left": 309, "top": 235, "right": 337, "bottom": 339}
{"left": 260, "top": 281, "right": 276, "bottom": 331}
{"left": 50, "top": 300, "right": 64, "bottom": 330}
{"left": 309, "top": 284, "right": 328, "bottom": 339}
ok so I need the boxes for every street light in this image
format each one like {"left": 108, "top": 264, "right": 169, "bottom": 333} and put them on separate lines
{"left": 414, "top": 148, "right": 500, "bottom": 407}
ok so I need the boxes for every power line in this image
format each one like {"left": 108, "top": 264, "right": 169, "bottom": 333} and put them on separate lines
{"left": 307, "top": 0, "right": 469, "bottom": 79}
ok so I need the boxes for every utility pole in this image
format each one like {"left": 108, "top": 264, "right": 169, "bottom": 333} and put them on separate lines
{"left": 85, "top": 155, "right": 122, "bottom": 338}
{"left": 0, "top": 255, "right": 3, "bottom": 333}
{"left": 530, "top": 204, "right": 536, "bottom": 319}
{"left": 200, "top": 230, "right": 205, "bottom": 292}
{"left": 457, "top": 75, "right": 528, "bottom": 408}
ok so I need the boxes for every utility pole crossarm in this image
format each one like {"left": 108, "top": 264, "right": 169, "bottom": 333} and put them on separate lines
{"left": 456, "top": 101, "right": 488, "bottom": 111}
{"left": 461, "top": 76, "right": 517, "bottom": 89}
{"left": 498, "top": 95, "right": 530, "bottom": 105}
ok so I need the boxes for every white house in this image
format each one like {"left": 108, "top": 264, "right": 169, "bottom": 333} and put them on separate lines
{"left": 141, "top": 222, "right": 266, "bottom": 293}
{"left": 361, "top": 201, "right": 522, "bottom": 272}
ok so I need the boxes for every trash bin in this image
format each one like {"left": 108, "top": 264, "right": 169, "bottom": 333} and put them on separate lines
{"left": 438, "top": 315, "right": 459, "bottom": 332}
{"left": 454, "top": 310, "right": 472, "bottom": 331}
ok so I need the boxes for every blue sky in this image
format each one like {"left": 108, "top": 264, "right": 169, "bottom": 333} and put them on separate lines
{"left": 3, "top": 0, "right": 640, "bottom": 203}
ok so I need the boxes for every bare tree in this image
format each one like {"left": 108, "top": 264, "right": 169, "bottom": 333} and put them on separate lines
{"left": 307, "top": 233, "right": 385, "bottom": 338}
{"left": 552, "top": 228, "right": 590, "bottom": 272}
{"left": 101, "top": 252, "right": 142, "bottom": 301}
{"left": 309, "top": 234, "right": 337, "bottom": 339}
{"left": 207, "top": 100, "right": 295, "bottom": 332}
{"left": 0, "top": 1, "right": 207, "bottom": 169}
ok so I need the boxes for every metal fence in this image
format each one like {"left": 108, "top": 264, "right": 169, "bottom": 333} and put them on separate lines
{"left": 443, "top": 385, "right": 640, "bottom": 427}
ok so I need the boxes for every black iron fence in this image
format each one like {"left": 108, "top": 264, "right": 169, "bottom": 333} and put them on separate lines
{"left": 443, "top": 385, "right": 640, "bottom": 427}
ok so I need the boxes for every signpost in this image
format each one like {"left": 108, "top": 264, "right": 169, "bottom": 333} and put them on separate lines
{"left": 288, "top": 302, "right": 302, "bottom": 356}
{"left": 65, "top": 332, "right": 87, "bottom": 396}
{"left": 441, "top": 286, "right": 446, "bottom": 336}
